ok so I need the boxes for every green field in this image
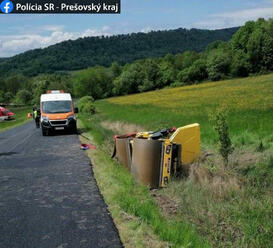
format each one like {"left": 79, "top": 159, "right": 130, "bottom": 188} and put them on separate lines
{"left": 81, "top": 74, "right": 273, "bottom": 248}
{"left": 0, "top": 107, "right": 32, "bottom": 132}
{"left": 97, "top": 73, "right": 273, "bottom": 147}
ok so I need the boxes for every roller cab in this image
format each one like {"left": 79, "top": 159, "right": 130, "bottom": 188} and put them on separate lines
{"left": 113, "top": 123, "right": 201, "bottom": 189}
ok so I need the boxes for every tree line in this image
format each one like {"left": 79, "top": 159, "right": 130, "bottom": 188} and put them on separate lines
{"left": 73, "top": 18, "right": 273, "bottom": 99}
{"left": 0, "top": 73, "right": 73, "bottom": 105}
{"left": 0, "top": 27, "right": 238, "bottom": 76}
{"left": 0, "top": 19, "right": 272, "bottom": 105}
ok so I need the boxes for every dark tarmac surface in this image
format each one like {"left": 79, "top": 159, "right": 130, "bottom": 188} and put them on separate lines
{"left": 0, "top": 122, "right": 122, "bottom": 248}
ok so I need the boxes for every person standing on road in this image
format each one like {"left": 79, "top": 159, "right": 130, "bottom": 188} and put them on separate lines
{"left": 33, "top": 107, "right": 40, "bottom": 128}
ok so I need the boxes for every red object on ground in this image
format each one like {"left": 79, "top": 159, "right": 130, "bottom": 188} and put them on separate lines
{"left": 80, "top": 144, "right": 96, "bottom": 150}
{"left": 171, "top": 127, "right": 176, "bottom": 132}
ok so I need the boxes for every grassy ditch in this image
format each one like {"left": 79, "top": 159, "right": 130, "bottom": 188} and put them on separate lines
{"left": 0, "top": 107, "right": 32, "bottom": 132}
{"left": 79, "top": 73, "right": 273, "bottom": 247}
{"left": 160, "top": 155, "right": 273, "bottom": 248}
{"left": 80, "top": 112, "right": 273, "bottom": 248}
{"left": 79, "top": 117, "right": 211, "bottom": 248}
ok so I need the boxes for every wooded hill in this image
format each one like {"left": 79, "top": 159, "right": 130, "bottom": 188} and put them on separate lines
{"left": 0, "top": 27, "right": 239, "bottom": 76}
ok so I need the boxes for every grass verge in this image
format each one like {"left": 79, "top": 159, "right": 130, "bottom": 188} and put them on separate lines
{"left": 79, "top": 114, "right": 273, "bottom": 248}
{"left": 78, "top": 117, "right": 211, "bottom": 248}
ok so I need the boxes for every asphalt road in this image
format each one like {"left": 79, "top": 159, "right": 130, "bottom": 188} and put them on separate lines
{"left": 0, "top": 121, "right": 122, "bottom": 248}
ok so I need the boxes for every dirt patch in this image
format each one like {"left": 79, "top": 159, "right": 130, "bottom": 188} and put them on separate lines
{"left": 101, "top": 120, "right": 143, "bottom": 135}
{"left": 150, "top": 189, "right": 179, "bottom": 217}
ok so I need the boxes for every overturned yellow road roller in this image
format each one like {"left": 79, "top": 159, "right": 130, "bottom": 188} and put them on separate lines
{"left": 112, "top": 124, "right": 200, "bottom": 189}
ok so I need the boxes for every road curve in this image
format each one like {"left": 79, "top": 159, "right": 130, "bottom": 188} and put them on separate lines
{"left": 0, "top": 121, "right": 122, "bottom": 248}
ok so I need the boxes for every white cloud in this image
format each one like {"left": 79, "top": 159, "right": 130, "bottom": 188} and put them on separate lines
{"left": 2, "top": 4, "right": 272, "bottom": 57}
{"left": 81, "top": 26, "right": 111, "bottom": 37}
{"left": 194, "top": 7, "right": 273, "bottom": 29}
{"left": 140, "top": 26, "right": 152, "bottom": 33}
{"left": 0, "top": 25, "right": 113, "bottom": 57}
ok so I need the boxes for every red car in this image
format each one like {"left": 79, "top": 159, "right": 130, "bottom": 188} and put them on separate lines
{"left": 0, "top": 107, "right": 15, "bottom": 121}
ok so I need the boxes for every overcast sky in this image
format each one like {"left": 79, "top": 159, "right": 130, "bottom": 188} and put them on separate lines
{"left": 0, "top": 0, "right": 272, "bottom": 57}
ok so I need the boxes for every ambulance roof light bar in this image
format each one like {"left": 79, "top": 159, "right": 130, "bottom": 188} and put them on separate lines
{"left": 46, "top": 90, "right": 64, "bottom": 94}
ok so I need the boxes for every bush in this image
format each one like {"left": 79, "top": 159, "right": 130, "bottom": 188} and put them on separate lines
{"left": 159, "top": 61, "right": 176, "bottom": 86}
{"left": 210, "top": 109, "right": 234, "bottom": 166}
{"left": 178, "top": 59, "right": 207, "bottom": 84}
{"left": 231, "top": 50, "right": 250, "bottom": 77}
{"left": 138, "top": 59, "right": 163, "bottom": 92}
{"left": 207, "top": 48, "right": 232, "bottom": 81}
{"left": 177, "top": 68, "right": 191, "bottom": 83}
{"left": 113, "top": 63, "right": 145, "bottom": 95}
{"left": 14, "top": 89, "right": 32, "bottom": 104}
{"left": 170, "top": 81, "right": 186, "bottom": 88}
{"left": 73, "top": 66, "right": 114, "bottom": 99}
{"left": 2, "top": 92, "right": 14, "bottom": 103}
{"left": 78, "top": 96, "right": 95, "bottom": 114}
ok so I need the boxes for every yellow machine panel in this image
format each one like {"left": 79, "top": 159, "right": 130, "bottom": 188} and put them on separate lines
{"left": 160, "top": 140, "right": 172, "bottom": 187}
{"left": 169, "top": 123, "right": 201, "bottom": 165}
{"left": 135, "top": 131, "right": 153, "bottom": 139}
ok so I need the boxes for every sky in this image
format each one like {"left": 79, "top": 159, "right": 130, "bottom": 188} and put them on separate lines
{"left": 0, "top": 0, "right": 272, "bottom": 57}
